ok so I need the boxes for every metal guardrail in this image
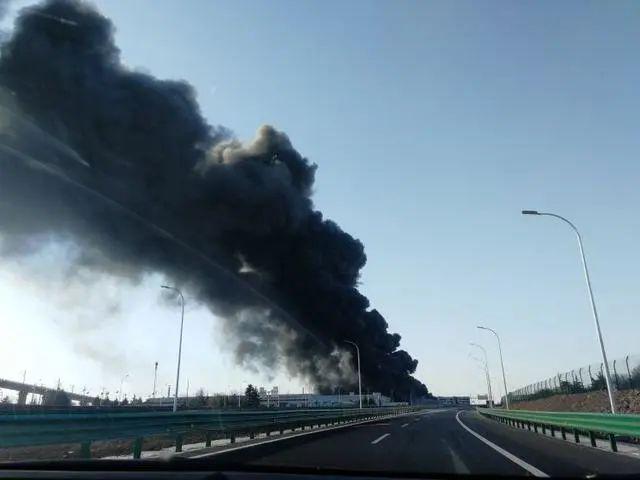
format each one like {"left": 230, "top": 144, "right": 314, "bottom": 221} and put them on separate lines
{"left": 0, "top": 406, "right": 418, "bottom": 459}
{"left": 0, "top": 405, "right": 174, "bottom": 415}
{"left": 480, "top": 408, "right": 640, "bottom": 452}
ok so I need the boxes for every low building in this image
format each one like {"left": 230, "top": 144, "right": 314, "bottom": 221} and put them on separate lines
{"left": 437, "top": 396, "right": 471, "bottom": 406}
{"left": 259, "top": 391, "right": 391, "bottom": 408}
{"left": 145, "top": 396, "right": 181, "bottom": 407}
{"left": 470, "top": 394, "right": 488, "bottom": 406}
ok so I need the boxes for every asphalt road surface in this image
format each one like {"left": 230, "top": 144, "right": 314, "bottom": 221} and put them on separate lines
{"left": 187, "top": 409, "right": 640, "bottom": 476}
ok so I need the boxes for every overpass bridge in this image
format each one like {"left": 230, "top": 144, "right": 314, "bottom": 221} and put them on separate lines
{"left": 0, "top": 378, "right": 94, "bottom": 405}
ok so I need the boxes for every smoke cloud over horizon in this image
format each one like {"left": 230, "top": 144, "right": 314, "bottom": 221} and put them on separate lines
{"left": 0, "top": 0, "right": 429, "bottom": 399}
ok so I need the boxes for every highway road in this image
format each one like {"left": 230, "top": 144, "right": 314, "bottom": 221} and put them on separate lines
{"left": 185, "top": 409, "right": 640, "bottom": 476}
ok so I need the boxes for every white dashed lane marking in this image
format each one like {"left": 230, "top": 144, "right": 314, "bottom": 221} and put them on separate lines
{"left": 371, "top": 433, "right": 391, "bottom": 445}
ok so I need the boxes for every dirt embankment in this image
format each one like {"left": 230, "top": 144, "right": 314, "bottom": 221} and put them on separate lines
{"left": 512, "top": 389, "right": 640, "bottom": 413}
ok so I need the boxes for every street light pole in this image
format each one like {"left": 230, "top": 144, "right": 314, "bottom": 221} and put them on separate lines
{"left": 470, "top": 343, "right": 493, "bottom": 407}
{"left": 161, "top": 285, "right": 185, "bottom": 413}
{"left": 478, "top": 326, "right": 510, "bottom": 409}
{"left": 153, "top": 362, "right": 158, "bottom": 398}
{"left": 469, "top": 354, "right": 492, "bottom": 408}
{"left": 119, "top": 373, "right": 129, "bottom": 402}
{"left": 522, "top": 210, "right": 616, "bottom": 414}
{"left": 344, "top": 340, "right": 362, "bottom": 409}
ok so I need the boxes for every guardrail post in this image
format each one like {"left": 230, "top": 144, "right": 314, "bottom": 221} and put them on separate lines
{"left": 230, "top": 434, "right": 236, "bottom": 444}
{"left": 550, "top": 426, "right": 555, "bottom": 437}
{"left": 542, "top": 425, "right": 546, "bottom": 435}
{"left": 205, "top": 432, "right": 212, "bottom": 447}
{"left": 527, "top": 422, "right": 531, "bottom": 431}
{"left": 561, "top": 427, "right": 566, "bottom": 440}
{"left": 279, "top": 428, "right": 284, "bottom": 435}
{"left": 175, "top": 434, "right": 183, "bottom": 452}
{"left": 132, "top": 437, "right": 143, "bottom": 459}
{"left": 533, "top": 423, "right": 538, "bottom": 433}
{"left": 589, "top": 431, "right": 596, "bottom": 447}
{"left": 574, "top": 430, "right": 580, "bottom": 443}
{"left": 609, "top": 434, "right": 618, "bottom": 452}
{"left": 249, "top": 431, "right": 255, "bottom": 439}
{"left": 80, "top": 441, "right": 91, "bottom": 459}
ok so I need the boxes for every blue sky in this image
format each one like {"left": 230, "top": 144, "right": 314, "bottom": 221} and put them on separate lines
{"left": 1, "top": 0, "right": 640, "bottom": 401}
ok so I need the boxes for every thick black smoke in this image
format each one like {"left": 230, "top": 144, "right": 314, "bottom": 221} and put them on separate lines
{"left": 0, "top": 0, "right": 429, "bottom": 400}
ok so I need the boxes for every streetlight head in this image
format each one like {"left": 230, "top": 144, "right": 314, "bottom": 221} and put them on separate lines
{"left": 161, "top": 285, "right": 170, "bottom": 289}
{"left": 521, "top": 210, "right": 539, "bottom": 215}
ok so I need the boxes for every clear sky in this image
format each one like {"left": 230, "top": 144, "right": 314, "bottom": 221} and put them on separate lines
{"left": 1, "top": 0, "right": 640, "bottom": 402}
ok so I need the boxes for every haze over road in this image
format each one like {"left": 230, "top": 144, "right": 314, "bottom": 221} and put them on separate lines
{"left": 186, "top": 409, "right": 640, "bottom": 476}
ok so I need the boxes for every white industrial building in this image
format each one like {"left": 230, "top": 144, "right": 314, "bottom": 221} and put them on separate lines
{"left": 258, "top": 390, "right": 392, "bottom": 408}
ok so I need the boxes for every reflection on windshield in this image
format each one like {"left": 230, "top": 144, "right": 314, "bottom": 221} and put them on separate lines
{"left": 0, "top": 0, "right": 638, "bottom": 476}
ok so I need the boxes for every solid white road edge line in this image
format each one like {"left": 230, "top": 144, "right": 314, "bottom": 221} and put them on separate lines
{"left": 371, "top": 433, "right": 391, "bottom": 445}
{"left": 455, "top": 411, "right": 549, "bottom": 478}
{"left": 188, "top": 413, "right": 405, "bottom": 459}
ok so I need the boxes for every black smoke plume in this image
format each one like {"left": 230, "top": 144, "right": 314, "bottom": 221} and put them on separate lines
{"left": 0, "top": 0, "right": 429, "bottom": 400}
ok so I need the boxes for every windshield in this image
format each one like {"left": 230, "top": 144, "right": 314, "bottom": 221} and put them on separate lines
{"left": 0, "top": 0, "right": 639, "bottom": 477}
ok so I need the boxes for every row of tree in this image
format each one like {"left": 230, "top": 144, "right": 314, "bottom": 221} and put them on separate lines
{"left": 185, "top": 385, "right": 261, "bottom": 409}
